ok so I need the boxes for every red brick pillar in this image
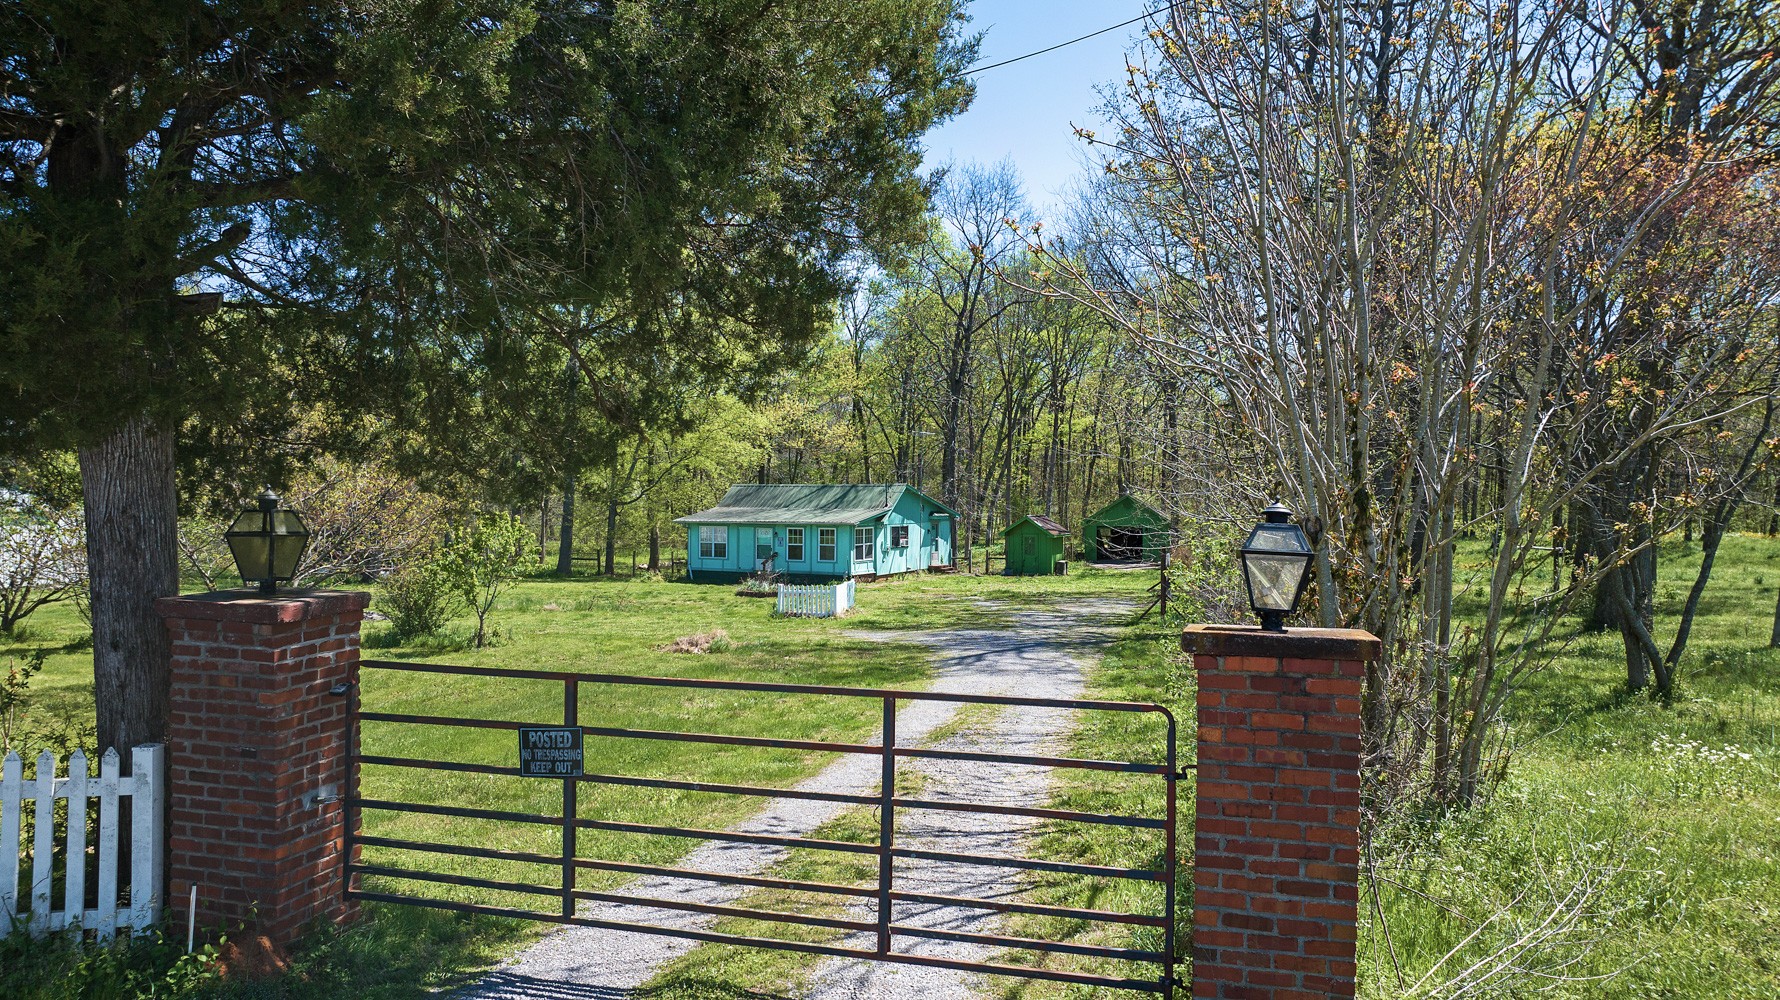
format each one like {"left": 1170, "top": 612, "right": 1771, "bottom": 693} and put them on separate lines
{"left": 156, "top": 589, "right": 368, "bottom": 947}
{"left": 1181, "top": 624, "right": 1378, "bottom": 1000}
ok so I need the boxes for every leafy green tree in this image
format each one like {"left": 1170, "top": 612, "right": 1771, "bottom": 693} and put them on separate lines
{"left": 0, "top": 1, "right": 975, "bottom": 749}
{"left": 437, "top": 514, "right": 532, "bottom": 649}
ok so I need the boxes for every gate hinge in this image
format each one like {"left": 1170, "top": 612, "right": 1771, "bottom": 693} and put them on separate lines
{"left": 329, "top": 681, "right": 356, "bottom": 697}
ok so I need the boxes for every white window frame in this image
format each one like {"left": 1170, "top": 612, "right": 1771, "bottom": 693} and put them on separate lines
{"left": 818, "top": 527, "right": 837, "bottom": 562}
{"left": 787, "top": 527, "right": 805, "bottom": 561}
{"left": 699, "top": 525, "right": 728, "bottom": 559}
{"left": 756, "top": 527, "right": 775, "bottom": 561}
{"left": 890, "top": 525, "right": 909, "bottom": 548}
{"left": 854, "top": 526, "right": 875, "bottom": 562}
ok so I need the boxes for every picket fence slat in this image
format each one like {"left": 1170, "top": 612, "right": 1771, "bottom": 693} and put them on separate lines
{"left": 1, "top": 744, "right": 164, "bottom": 940}
{"left": 61, "top": 751, "right": 87, "bottom": 933}
{"left": 0, "top": 753, "right": 19, "bottom": 934}
{"left": 128, "top": 745, "right": 166, "bottom": 931}
{"left": 775, "top": 579, "right": 856, "bottom": 618}
{"left": 30, "top": 752, "right": 53, "bottom": 922}
{"left": 96, "top": 749, "right": 119, "bottom": 940}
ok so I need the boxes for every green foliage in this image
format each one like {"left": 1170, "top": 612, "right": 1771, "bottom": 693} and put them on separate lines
{"left": 0, "top": 922, "right": 222, "bottom": 1000}
{"left": 375, "top": 566, "right": 459, "bottom": 645}
{"left": 435, "top": 516, "right": 535, "bottom": 648}
{"left": 0, "top": 647, "right": 45, "bottom": 753}
{"left": 0, "top": 0, "right": 977, "bottom": 472}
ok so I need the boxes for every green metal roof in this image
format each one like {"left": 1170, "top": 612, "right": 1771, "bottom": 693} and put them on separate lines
{"left": 1006, "top": 514, "right": 1069, "bottom": 537}
{"left": 1083, "top": 494, "right": 1167, "bottom": 526}
{"left": 673, "top": 484, "right": 954, "bottom": 527}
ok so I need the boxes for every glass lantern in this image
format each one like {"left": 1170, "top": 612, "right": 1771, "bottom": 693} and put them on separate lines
{"left": 1239, "top": 502, "right": 1313, "bottom": 632}
{"left": 225, "top": 489, "right": 311, "bottom": 594}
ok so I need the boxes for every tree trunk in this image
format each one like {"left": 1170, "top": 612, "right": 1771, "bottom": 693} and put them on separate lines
{"left": 1770, "top": 581, "right": 1780, "bottom": 647}
{"left": 648, "top": 523, "right": 661, "bottom": 572}
{"left": 78, "top": 416, "right": 180, "bottom": 752}
{"left": 556, "top": 470, "right": 576, "bottom": 575}
{"left": 604, "top": 497, "right": 619, "bottom": 576}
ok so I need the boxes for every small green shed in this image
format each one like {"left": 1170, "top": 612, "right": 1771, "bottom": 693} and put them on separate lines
{"left": 1083, "top": 495, "right": 1170, "bottom": 563}
{"left": 1004, "top": 515, "right": 1069, "bottom": 575}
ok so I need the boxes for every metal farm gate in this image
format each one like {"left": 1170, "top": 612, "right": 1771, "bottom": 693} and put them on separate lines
{"left": 343, "top": 660, "right": 1185, "bottom": 994}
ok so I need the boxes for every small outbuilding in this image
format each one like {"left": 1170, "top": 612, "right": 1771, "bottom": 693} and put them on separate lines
{"left": 1003, "top": 515, "right": 1069, "bottom": 575}
{"left": 1083, "top": 495, "right": 1170, "bottom": 563}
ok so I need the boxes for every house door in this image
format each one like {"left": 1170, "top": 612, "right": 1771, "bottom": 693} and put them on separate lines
{"left": 756, "top": 528, "right": 776, "bottom": 574}
{"left": 930, "top": 517, "right": 951, "bottom": 567}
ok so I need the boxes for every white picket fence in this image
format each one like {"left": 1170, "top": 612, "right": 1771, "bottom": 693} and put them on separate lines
{"left": 776, "top": 579, "right": 856, "bottom": 618}
{"left": 1, "top": 744, "right": 165, "bottom": 939}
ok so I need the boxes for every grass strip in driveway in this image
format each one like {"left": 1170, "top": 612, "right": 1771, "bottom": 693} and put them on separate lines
{"left": 984, "top": 625, "right": 1185, "bottom": 998}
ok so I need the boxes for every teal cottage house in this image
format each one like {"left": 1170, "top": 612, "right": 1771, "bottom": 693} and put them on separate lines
{"left": 674, "top": 484, "right": 956, "bottom": 582}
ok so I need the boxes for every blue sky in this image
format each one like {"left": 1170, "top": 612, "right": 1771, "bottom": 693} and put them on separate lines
{"left": 923, "top": 1, "right": 1154, "bottom": 217}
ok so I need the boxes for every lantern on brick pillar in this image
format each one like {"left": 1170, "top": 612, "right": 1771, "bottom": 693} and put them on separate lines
{"left": 1238, "top": 501, "right": 1313, "bottom": 632}
{"left": 225, "top": 488, "right": 311, "bottom": 595}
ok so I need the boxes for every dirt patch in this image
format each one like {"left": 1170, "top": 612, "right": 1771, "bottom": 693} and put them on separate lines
{"left": 655, "top": 629, "right": 733, "bottom": 654}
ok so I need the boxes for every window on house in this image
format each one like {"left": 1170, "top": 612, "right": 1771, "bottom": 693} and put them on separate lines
{"left": 787, "top": 527, "right": 805, "bottom": 561}
{"left": 890, "top": 525, "right": 909, "bottom": 547}
{"left": 818, "top": 528, "right": 836, "bottom": 561}
{"left": 854, "top": 526, "right": 875, "bottom": 561}
{"left": 756, "top": 527, "right": 775, "bottom": 563}
{"left": 699, "top": 525, "right": 727, "bottom": 559}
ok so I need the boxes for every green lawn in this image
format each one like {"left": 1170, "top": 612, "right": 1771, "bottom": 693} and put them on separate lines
{"left": 1356, "top": 534, "right": 1780, "bottom": 1000}
{"left": 11, "top": 536, "right": 1775, "bottom": 999}
{"left": 3, "top": 564, "right": 1156, "bottom": 998}
{"left": 965, "top": 535, "right": 1780, "bottom": 999}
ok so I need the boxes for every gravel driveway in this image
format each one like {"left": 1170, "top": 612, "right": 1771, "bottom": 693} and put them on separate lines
{"left": 455, "top": 598, "right": 1133, "bottom": 999}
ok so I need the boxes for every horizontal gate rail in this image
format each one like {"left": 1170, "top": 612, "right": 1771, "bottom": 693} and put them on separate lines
{"left": 349, "top": 659, "right": 1183, "bottom": 995}
{"left": 357, "top": 754, "right": 882, "bottom": 806}
{"left": 351, "top": 863, "right": 878, "bottom": 933}
{"left": 888, "top": 846, "right": 1167, "bottom": 882}
{"left": 349, "top": 890, "right": 1171, "bottom": 993}
{"left": 887, "top": 888, "right": 1169, "bottom": 928}
{"left": 890, "top": 795, "right": 1166, "bottom": 829}
{"left": 356, "top": 798, "right": 882, "bottom": 855}
{"left": 355, "top": 834, "right": 877, "bottom": 899}
{"left": 357, "top": 658, "right": 1166, "bottom": 714}
{"left": 889, "top": 923, "right": 1165, "bottom": 963}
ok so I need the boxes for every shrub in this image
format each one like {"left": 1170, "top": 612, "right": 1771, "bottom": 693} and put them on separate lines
{"left": 376, "top": 565, "right": 458, "bottom": 643}
{"left": 436, "top": 515, "right": 533, "bottom": 648}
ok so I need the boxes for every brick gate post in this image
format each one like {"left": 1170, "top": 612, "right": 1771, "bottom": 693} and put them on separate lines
{"left": 155, "top": 589, "right": 368, "bottom": 948}
{"left": 1181, "top": 624, "right": 1378, "bottom": 1000}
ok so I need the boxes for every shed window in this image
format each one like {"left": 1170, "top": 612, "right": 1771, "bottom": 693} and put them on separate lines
{"left": 699, "top": 526, "right": 727, "bottom": 559}
{"left": 854, "top": 527, "right": 875, "bottom": 561}
{"left": 890, "top": 525, "right": 909, "bottom": 547}
{"left": 787, "top": 527, "right": 805, "bottom": 561}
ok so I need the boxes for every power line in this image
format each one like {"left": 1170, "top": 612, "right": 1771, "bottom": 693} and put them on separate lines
{"left": 965, "top": 4, "right": 1173, "bottom": 76}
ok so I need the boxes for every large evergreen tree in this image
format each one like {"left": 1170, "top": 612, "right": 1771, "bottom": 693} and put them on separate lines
{"left": 0, "top": 0, "right": 974, "bottom": 750}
